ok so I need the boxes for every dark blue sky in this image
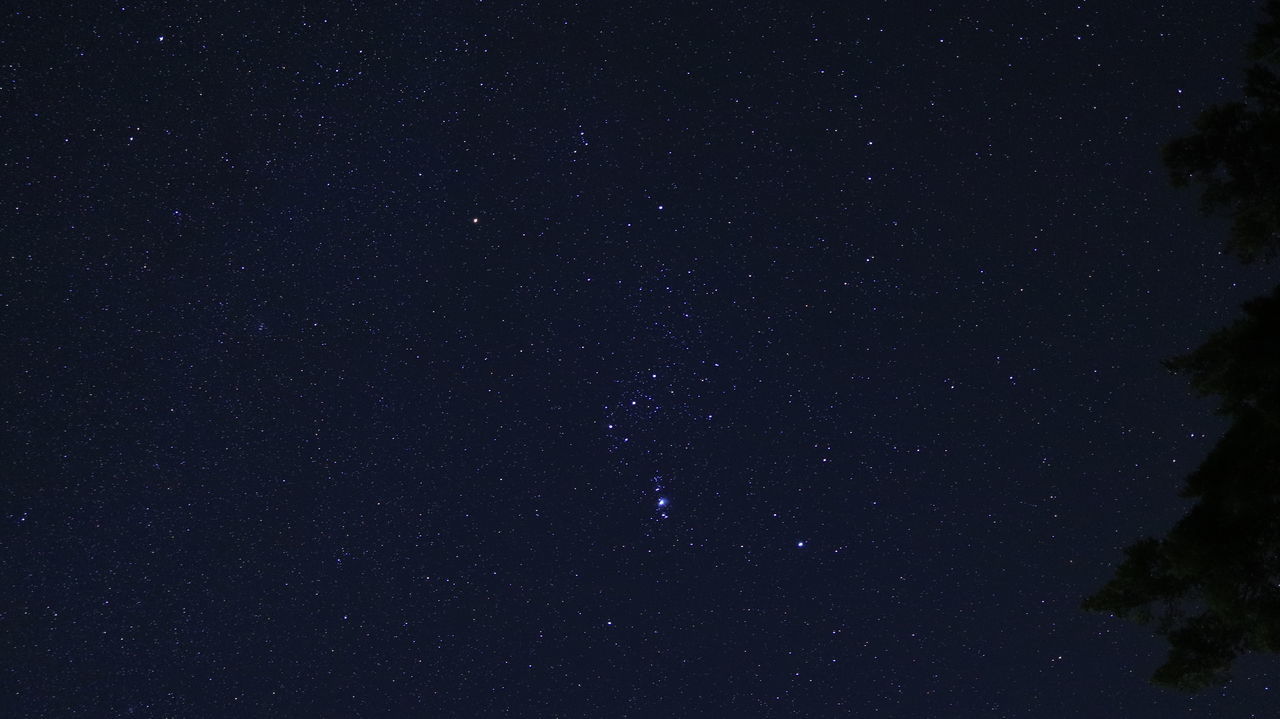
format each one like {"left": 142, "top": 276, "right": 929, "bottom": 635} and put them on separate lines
{"left": 5, "top": 1, "right": 1279, "bottom": 716}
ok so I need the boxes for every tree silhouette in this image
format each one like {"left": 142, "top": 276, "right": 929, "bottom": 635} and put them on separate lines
{"left": 1163, "top": 0, "right": 1280, "bottom": 263}
{"left": 1085, "top": 289, "right": 1280, "bottom": 690}
{"left": 1084, "top": 0, "right": 1280, "bottom": 691}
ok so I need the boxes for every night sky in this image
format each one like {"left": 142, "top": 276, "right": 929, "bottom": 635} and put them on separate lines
{"left": 6, "top": 2, "right": 1280, "bottom": 716}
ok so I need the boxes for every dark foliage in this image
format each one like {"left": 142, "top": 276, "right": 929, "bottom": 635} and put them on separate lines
{"left": 1163, "top": 0, "right": 1280, "bottom": 262}
{"left": 1085, "top": 294, "right": 1280, "bottom": 690}
{"left": 1086, "top": 3, "right": 1280, "bottom": 688}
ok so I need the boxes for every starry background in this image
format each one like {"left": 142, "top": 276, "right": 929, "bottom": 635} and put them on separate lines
{"left": 4, "top": 1, "right": 1279, "bottom": 716}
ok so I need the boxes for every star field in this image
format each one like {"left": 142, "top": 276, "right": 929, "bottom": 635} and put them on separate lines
{"left": 5, "top": 1, "right": 1280, "bottom": 716}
